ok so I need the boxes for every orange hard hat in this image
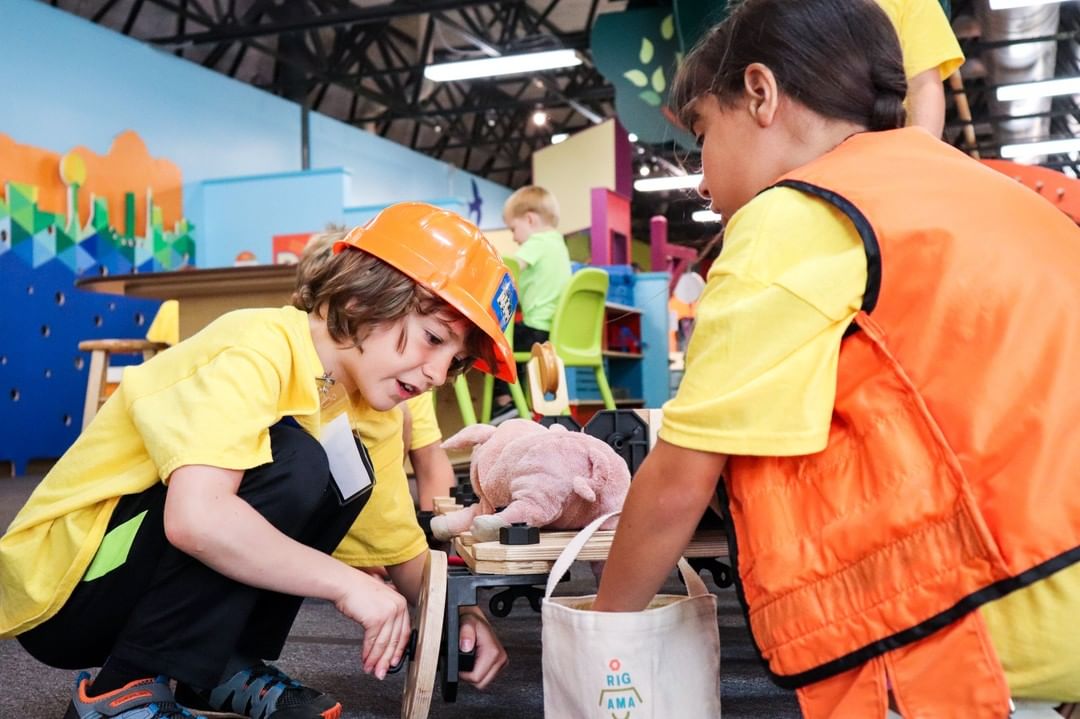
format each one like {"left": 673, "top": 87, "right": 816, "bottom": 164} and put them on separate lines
{"left": 335, "top": 202, "right": 518, "bottom": 382}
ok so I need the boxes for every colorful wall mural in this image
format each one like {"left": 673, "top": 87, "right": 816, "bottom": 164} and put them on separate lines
{"left": 1, "top": 131, "right": 190, "bottom": 474}
{"left": 0, "top": 130, "right": 194, "bottom": 275}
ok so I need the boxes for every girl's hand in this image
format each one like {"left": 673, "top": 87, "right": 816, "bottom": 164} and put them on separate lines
{"left": 335, "top": 571, "right": 411, "bottom": 680}
{"left": 457, "top": 607, "right": 508, "bottom": 689}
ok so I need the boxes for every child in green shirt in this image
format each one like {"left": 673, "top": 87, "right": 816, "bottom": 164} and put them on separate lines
{"left": 491, "top": 185, "right": 572, "bottom": 422}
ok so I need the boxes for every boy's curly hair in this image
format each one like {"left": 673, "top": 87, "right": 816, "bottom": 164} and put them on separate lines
{"left": 292, "top": 229, "right": 496, "bottom": 378}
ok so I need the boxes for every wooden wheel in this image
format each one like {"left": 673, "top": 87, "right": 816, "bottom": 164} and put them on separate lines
{"left": 401, "top": 550, "right": 448, "bottom": 719}
{"left": 526, "top": 341, "right": 569, "bottom": 417}
{"left": 530, "top": 341, "right": 560, "bottom": 394}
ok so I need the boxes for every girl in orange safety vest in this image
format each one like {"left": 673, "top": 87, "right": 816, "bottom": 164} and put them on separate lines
{"left": 594, "top": 1, "right": 1080, "bottom": 717}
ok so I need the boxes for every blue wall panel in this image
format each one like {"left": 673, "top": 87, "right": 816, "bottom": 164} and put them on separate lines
{"left": 193, "top": 168, "right": 349, "bottom": 269}
{"left": 310, "top": 114, "right": 512, "bottom": 230}
{"left": 0, "top": 252, "right": 161, "bottom": 473}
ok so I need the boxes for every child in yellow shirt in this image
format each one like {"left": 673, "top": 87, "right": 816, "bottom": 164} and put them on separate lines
{"left": 877, "top": 0, "right": 964, "bottom": 136}
{"left": 596, "top": 0, "right": 1080, "bottom": 715}
{"left": 1, "top": 203, "right": 516, "bottom": 718}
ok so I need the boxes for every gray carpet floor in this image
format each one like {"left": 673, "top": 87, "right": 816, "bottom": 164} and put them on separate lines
{"left": 0, "top": 475, "right": 799, "bottom": 718}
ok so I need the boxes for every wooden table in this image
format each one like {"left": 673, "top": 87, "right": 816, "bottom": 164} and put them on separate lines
{"left": 76, "top": 265, "right": 298, "bottom": 341}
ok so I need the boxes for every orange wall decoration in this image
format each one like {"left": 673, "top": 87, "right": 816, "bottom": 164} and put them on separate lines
{"left": 0, "top": 130, "right": 182, "bottom": 232}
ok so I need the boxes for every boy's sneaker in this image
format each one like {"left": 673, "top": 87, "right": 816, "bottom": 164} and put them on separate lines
{"left": 174, "top": 663, "right": 341, "bottom": 719}
{"left": 489, "top": 402, "right": 519, "bottom": 426}
{"left": 65, "top": 672, "right": 203, "bottom": 719}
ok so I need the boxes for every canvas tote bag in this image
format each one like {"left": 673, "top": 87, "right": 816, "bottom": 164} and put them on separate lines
{"left": 542, "top": 511, "right": 722, "bottom": 718}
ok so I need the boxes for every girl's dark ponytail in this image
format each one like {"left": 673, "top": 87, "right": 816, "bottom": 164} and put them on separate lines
{"left": 868, "top": 64, "right": 908, "bottom": 130}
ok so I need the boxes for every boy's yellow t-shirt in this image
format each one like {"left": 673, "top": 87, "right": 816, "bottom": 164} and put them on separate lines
{"left": 332, "top": 398, "right": 428, "bottom": 567}
{"left": 876, "top": 0, "right": 964, "bottom": 80}
{"left": 659, "top": 187, "right": 1080, "bottom": 701}
{"left": 0, "top": 306, "right": 423, "bottom": 636}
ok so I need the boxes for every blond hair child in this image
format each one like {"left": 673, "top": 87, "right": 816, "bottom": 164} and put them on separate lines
{"left": 491, "top": 185, "right": 572, "bottom": 421}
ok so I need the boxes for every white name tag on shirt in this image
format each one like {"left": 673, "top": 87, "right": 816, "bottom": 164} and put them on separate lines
{"left": 319, "top": 412, "right": 373, "bottom": 504}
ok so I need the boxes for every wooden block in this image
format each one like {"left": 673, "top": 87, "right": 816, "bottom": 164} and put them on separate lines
{"left": 432, "top": 497, "right": 462, "bottom": 516}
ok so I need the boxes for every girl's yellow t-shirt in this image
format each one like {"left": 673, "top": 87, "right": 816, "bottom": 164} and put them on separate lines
{"left": 660, "top": 187, "right": 1080, "bottom": 701}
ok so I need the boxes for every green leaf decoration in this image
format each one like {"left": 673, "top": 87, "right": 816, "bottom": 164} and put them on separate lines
{"left": 661, "top": 15, "right": 675, "bottom": 40}
{"left": 676, "top": 51, "right": 685, "bottom": 67}
{"left": 639, "top": 89, "right": 663, "bottom": 107}
{"left": 624, "top": 69, "right": 649, "bottom": 88}
{"left": 651, "top": 66, "right": 666, "bottom": 93}
{"left": 639, "top": 37, "right": 654, "bottom": 64}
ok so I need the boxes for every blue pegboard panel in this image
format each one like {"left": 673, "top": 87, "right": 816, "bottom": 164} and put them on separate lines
{"left": 0, "top": 252, "right": 161, "bottom": 475}
{"left": 593, "top": 264, "right": 636, "bottom": 306}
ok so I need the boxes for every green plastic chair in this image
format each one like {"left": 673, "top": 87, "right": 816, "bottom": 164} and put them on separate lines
{"left": 547, "top": 268, "right": 616, "bottom": 411}
{"left": 477, "top": 257, "right": 531, "bottom": 423}
{"left": 451, "top": 373, "right": 478, "bottom": 426}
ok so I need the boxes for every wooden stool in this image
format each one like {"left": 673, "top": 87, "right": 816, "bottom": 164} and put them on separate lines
{"left": 78, "top": 339, "right": 169, "bottom": 429}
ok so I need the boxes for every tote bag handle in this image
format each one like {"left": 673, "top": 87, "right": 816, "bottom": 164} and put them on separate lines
{"left": 544, "top": 511, "right": 710, "bottom": 600}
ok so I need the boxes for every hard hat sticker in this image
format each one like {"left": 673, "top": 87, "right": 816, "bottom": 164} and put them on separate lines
{"left": 491, "top": 273, "right": 518, "bottom": 332}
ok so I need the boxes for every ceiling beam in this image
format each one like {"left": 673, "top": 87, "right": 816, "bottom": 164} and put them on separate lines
{"left": 148, "top": 0, "right": 511, "bottom": 48}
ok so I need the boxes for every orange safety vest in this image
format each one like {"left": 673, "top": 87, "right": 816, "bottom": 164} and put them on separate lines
{"left": 723, "top": 128, "right": 1080, "bottom": 717}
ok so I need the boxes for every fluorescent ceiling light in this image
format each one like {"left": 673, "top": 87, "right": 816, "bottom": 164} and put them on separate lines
{"left": 1000, "top": 137, "right": 1080, "bottom": 159}
{"left": 551, "top": 132, "right": 569, "bottom": 145}
{"left": 691, "top": 209, "right": 724, "bottom": 223}
{"left": 989, "top": 0, "right": 1071, "bottom": 9}
{"left": 424, "top": 49, "right": 581, "bottom": 82}
{"left": 634, "top": 173, "right": 703, "bottom": 192}
{"left": 996, "top": 76, "right": 1080, "bottom": 102}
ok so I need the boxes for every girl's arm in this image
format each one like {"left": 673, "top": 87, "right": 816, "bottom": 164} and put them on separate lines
{"left": 593, "top": 439, "right": 728, "bottom": 611}
{"left": 165, "top": 464, "right": 410, "bottom": 680}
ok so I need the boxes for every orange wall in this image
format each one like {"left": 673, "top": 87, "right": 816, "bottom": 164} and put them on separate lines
{"left": 0, "top": 130, "right": 182, "bottom": 232}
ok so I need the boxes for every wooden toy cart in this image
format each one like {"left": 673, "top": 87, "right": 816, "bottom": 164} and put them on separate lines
{"left": 399, "top": 408, "right": 733, "bottom": 719}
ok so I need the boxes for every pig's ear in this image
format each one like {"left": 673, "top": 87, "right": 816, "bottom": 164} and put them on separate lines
{"left": 441, "top": 423, "right": 497, "bottom": 450}
{"left": 572, "top": 476, "right": 597, "bottom": 503}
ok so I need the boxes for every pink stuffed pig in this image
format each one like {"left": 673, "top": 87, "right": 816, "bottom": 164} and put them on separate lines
{"left": 430, "top": 418, "right": 631, "bottom": 542}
